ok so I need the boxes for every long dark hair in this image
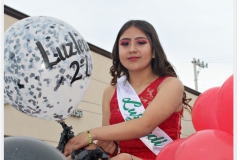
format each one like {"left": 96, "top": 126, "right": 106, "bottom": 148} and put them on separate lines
{"left": 110, "top": 20, "right": 192, "bottom": 111}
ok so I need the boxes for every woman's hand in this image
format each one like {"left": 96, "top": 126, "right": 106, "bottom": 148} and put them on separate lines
{"left": 63, "top": 132, "right": 89, "bottom": 157}
{"left": 97, "top": 140, "right": 118, "bottom": 155}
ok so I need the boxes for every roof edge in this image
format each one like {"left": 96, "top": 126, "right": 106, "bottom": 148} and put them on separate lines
{"left": 184, "top": 86, "right": 201, "bottom": 96}
{"left": 87, "top": 42, "right": 112, "bottom": 59}
{"left": 4, "top": 5, "right": 29, "bottom": 19}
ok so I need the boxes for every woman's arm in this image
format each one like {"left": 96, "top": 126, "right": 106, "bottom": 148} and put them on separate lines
{"left": 64, "top": 77, "right": 183, "bottom": 156}
{"left": 102, "top": 85, "right": 115, "bottom": 126}
{"left": 96, "top": 85, "right": 118, "bottom": 155}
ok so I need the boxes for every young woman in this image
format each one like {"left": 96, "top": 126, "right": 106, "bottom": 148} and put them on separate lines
{"left": 64, "top": 20, "right": 191, "bottom": 160}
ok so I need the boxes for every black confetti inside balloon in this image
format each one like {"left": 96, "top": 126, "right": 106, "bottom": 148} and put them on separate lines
{"left": 4, "top": 16, "right": 93, "bottom": 121}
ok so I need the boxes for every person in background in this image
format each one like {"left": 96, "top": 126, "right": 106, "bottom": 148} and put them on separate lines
{"left": 64, "top": 20, "right": 192, "bottom": 160}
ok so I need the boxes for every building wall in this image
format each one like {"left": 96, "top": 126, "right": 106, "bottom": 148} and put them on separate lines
{"left": 180, "top": 92, "right": 198, "bottom": 138}
{"left": 4, "top": 12, "right": 198, "bottom": 147}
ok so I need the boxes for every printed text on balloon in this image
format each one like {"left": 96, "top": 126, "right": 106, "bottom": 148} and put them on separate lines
{"left": 36, "top": 32, "right": 91, "bottom": 84}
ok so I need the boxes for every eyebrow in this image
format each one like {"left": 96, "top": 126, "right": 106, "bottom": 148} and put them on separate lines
{"left": 119, "top": 36, "right": 148, "bottom": 41}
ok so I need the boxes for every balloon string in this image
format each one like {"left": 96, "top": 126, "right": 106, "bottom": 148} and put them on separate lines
{"left": 56, "top": 121, "right": 75, "bottom": 152}
{"left": 56, "top": 122, "right": 110, "bottom": 159}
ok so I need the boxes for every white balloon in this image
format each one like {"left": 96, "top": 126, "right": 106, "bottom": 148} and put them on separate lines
{"left": 4, "top": 16, "right": 93, "bottom": 121}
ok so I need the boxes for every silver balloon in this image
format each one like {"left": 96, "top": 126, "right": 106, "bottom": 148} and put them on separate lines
{"left": 4, "top": 16, "right": 93, "bottom": 121}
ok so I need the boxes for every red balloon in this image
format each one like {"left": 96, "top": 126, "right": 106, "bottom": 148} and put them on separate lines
{"left": 192, "top": 87, "right": 220, "bottom": 131}
{"left": 156, "top": 138, "right": 186, "bottom": 160}
{"left": 175, "top": 130, "right": 233, "bottom": 160}
{"left": 216, "top": 75, "right": 233, "bottom": 135}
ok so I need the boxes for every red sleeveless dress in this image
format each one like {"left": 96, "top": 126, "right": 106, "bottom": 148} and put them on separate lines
{"left": 109, "top": 76, "right": 183, "bottom": 159}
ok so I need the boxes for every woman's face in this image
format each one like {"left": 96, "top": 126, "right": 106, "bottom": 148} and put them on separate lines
{"left": 118, "top": 26, "right": 154, "bottom": 73}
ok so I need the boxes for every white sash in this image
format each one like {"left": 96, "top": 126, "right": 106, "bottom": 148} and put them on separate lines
{"left": 116, "top": 75, "right": 173, "bottom": 155}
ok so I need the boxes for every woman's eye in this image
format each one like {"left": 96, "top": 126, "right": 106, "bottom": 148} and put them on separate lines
{"left": 120, "top": 41, "right": 129, "bottom": 46}
{"left": 137, "top": 41, "right": 147, "bottom": 45}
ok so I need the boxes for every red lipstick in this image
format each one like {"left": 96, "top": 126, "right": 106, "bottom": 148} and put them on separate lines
{"left": 128, "top": 57, "right": 139, "bottom": 61}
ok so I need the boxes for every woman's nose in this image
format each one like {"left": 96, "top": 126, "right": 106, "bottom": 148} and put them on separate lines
{"left": 129, "top": 44, "right": 137, "bottom": 53}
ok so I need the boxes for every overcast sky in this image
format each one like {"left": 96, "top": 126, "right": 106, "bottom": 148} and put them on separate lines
{"left": 4, "top": 0, "right": 234, "bottom": 93}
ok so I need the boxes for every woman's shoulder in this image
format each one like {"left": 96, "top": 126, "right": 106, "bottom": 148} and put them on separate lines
{"left": 163, "top": 76, "right": 182, "bottom": 83}
{"left": 158, "top": 76, "right": 184, "bottom": 91}
{"left": 104, "top": 84, "right": 116, "bottom": 92}
{"left": 103, "top": 84, "right": 116, "bottom": 99}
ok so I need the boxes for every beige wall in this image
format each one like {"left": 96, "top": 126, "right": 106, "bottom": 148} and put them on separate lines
{"left": 4, "top": 14, "right": 18, "bottom": 30}
{"left": 4, "top": 13, "right": 198, "bottom": 147}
